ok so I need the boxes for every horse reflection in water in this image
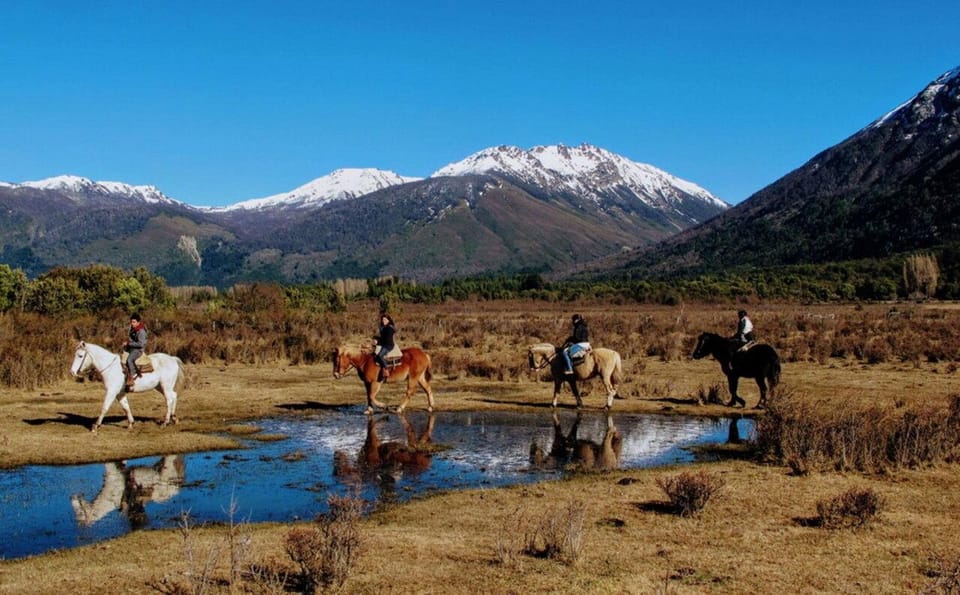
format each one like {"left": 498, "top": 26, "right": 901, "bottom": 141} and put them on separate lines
{"left": 333, "top": 413, "right": 435, "bottom": 498}
{"left": 71, "top": 455, "right": 186, "bottom": 528}
{"left": 530, "top": 412, "right": 622, "bottom": 472}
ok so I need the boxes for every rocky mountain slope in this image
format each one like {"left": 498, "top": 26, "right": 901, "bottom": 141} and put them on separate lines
{"left": 606, "top": 65, "right": 960, "bottom": 277}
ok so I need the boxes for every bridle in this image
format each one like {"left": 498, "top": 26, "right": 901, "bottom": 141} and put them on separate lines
{"left": 76, "top": 347, "right": 120, "bottom": 376}
{"left": 528, "top": 349, "right": 557, "bottom": 371}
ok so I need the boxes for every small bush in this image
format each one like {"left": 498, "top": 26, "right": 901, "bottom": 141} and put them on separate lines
{"left": 516, "top": 500, "right": 585, "bottom": 565}
{"left": 920, "top": 552, "right": 960, "bottom": 594}
{"left": 285, "top": 494, "right": 365, "bottom": 593}
{"left": 816, "top": 487, "right": 883, "bottom": 529}
{"left": 656, "top": 470, "right": 725, "bottom": 517}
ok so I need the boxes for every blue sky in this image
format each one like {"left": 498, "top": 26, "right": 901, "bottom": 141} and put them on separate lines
{"left": 1, "top": 1, "right": 958, "bottom": 207}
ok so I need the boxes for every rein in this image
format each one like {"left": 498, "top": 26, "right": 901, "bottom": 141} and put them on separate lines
{"left": 82, "top": 348, "right": 121, "bottom": 375}
{"left": 530, "top": 350, "right": 558, "bottom": 371}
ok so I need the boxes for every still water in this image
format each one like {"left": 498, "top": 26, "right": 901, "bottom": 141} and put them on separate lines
{"left": 0, "top": 408, "right": 752, "bottom": 559}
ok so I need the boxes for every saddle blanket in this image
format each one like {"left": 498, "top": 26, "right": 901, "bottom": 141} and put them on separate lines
{"left": 384, "top": 344, "right": 403, "bottom": 364}
{"left": 120, "top": 352, "right": 154, "bottom": 373}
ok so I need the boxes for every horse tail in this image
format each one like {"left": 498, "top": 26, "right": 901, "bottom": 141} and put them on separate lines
{"left": 769, "top": 357, "right": 781, "bottom": 389}
{"left": 175, "top": 356, "right": 186, "bottom": 390}
{"left": 611, "top": 352, "right": 623, "bottom": 387}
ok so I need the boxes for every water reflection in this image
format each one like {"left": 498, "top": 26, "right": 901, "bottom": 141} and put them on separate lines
{"left": 0, "top": 409, "right": 752, "bottom": 559}
{"left": 333, "top": 413, "right": 435, "bottom": 500}
{"left": 71, "top": 455, "right": 185, "bottom": 529}
{"left": 530, "top": 412, "right": 622, "bottom": 472}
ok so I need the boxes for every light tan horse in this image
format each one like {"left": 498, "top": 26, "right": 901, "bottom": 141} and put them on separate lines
{"left": 332, "top": 344, "right": 435, "bottom": 415}
{"left": 527, "top": 342, "right": 622, "bottom": 409}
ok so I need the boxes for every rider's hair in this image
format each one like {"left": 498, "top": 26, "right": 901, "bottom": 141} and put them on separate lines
{"left": 130, "top": 312, "right": 142, "bottom": 322}
{"left": 737, "top": 310, "right": 747, "bottom": 317}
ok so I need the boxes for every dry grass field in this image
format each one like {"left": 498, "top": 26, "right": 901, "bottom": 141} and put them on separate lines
{"left": 1, "top": 300, "right": 960, "bottom": 593}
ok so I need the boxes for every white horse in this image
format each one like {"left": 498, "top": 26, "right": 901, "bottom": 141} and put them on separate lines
{"left": 70, "top": 341, "right": 185, "bottom": 432}
{"left": 71, "top": 455, "right": 186, "bottom": 526}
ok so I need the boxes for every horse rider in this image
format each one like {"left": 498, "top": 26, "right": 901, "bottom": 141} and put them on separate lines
{"left": 733, "top": 309, "right": 755, "bottom": 349}
{"left": 372, "top": 313, "right": 396, "bottom": 381}
{"left": 123, "top": 312, "right": 147, "bottom": 391}
{"left": 562, "top": 314, "right": 591, "bottom": 375}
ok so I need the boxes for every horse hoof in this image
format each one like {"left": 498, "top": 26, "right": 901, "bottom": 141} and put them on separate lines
{"left": 364, "top": 407, "right": 374, "bottom": 416}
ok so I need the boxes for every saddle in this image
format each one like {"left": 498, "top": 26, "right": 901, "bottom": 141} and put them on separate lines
{"left": 736, "top": 340, "right": 757, "bottom": 353}
{"left": 120, "top": 352, "right": 154, "bottom": 373}
{"left": 383, "top": 344, "right": 403, "bottom": 367}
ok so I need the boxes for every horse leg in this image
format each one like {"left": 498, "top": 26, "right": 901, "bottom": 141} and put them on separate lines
{"left": 569, "top": 379, "right": 583, "bottom": 409}
{"left": 117, "top": 395, "right": 135, "bottom": 429}
{"left": 365, "top": 380, "right": 388, "bottom": 415}
{"left": 93, "top": 389, "right": 120, "bottom": 432}
{"left": 396, "top": 377, "right": 417, "bottom": 414}
{"left": 552, "top": 378, "right": 563, "bottom": 408}
{"left": 416, "top": 372, "right": 435, "bottom": 413}
{"left": 727, "top": 375, "right": 745, "bottom": 408}
{"left": 755, "top": 377, "right": 767, "bottom": 409}
{"left": 601, "top": 373, "right": 617, "bottom": 410}
{"left": 160, "top": 385, "right": 179, "bottom": 427}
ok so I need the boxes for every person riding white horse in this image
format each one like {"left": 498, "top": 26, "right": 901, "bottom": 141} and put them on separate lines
{"left": 562, "top": 314, "right": 591, "bottom": 375}
{"left": 123, "top": 313, "right": 147, "bottom": 391}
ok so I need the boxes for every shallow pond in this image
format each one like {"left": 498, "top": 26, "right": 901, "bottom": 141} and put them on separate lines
{"left": 0, "top": 408, "right": 753, "bottom": 559}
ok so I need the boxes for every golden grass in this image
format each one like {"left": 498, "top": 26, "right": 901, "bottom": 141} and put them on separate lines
{"left": 1, "top": 301, "right": 960, "bottom": 593}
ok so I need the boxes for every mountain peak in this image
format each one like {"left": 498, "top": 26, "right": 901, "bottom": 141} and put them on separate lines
{"left": 9, "top": 175, "right": 178, "bottom": 205}
{"left": 432, "top": 143, "right": 727, "bottom": 213}
{"left": 219, "top": 168, "right": 421, "bottom": 211}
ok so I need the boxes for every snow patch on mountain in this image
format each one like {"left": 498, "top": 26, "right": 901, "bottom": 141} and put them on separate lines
{"left": 217, "top": 168, "right": 421, "bottom": 211}
{"left": 432, "top": 143, "right": 727, "bottom": 209}
{"left": 871, "top": 65, "right": 960, "bottom": 129}
{"left": 6, "top": 175, "right": 180, "bottom": 204}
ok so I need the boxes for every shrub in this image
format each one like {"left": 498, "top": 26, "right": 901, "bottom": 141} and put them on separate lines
{"left": 656, "top": 470, "right": 725, "bottom": 517}
{"left": 285, "top": 494, "right": 364, "bottom": 593}
{"left": 816, "top": 487, "right": 883, "bottom": 529}
{"left": 513, "top": 500, "right": 586, "bottom": 565}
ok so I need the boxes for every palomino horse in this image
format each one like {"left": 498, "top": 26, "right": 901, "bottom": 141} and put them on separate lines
{"left": 527, "top": 343, "right": 622, "bottom": 409}
{"left": 332, "top": 344, "right": 435, "bottom": 415}
{"left": 70, "top": 341, "right": 185, "bottom": 432}
{"left": 692, "top": 332, "right": 781, "bottom": 408}
{"left": 530, "top": 411, "right": 622, "bottom": 472}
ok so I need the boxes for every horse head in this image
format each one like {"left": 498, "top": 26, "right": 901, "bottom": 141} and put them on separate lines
{"left": 71, "top": 341, "right": 92, "bottom": 376}
{"left": 528, "top": 343, "right": 556, "bottom": 370}
{"left": 332, "top": 345, "right": 363, "bottom": 378}
{"left": 691, "top": 332, "right": 715, "bottom": 360}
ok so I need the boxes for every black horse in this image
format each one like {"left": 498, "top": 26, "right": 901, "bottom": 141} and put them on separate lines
{"left": 692, "top": 332, "right": 781, "bottom": 408}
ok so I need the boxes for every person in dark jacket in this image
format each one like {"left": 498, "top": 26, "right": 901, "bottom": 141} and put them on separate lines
{"left": 124, "top": 313, "right": 147, "bottom": 390}
{"left": 562, "top": 314, "right": 590, "bottom": 375}
{"left": 373, "top": 314, "right": 396, "bottom": 381}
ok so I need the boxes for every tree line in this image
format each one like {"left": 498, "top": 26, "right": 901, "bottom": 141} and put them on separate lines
{"left": 0, "top": 251, "right": 948, "bottom": 316}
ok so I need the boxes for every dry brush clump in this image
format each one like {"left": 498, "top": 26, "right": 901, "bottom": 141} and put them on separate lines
{"left": 756, "top": 390, "right": 960, "bottom": 474}
{"left": 284, "top": 493, "right": 365, "bottom": 593}
{"left": 656, "top": 470, "right": 725, "bottom": 517}
{"left": 496, "top": 500, "right": 586, "bottom": 566}
{"left": 815, "top": 487, "right": 883, "bottom": 529}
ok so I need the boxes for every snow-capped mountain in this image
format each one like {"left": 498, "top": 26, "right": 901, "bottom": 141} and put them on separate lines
{"left": 218, "top": 168, "right": 421, "bottom": 211}
{"left": 432, "top": 143, "right": 727, "bottom": 213}
{"left": 1, "top": 175, "right": 181, "bottom": 205}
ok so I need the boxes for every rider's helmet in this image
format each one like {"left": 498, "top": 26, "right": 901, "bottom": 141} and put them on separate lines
{"left": 571, "top": 314, "right": 582, "bottom": 323}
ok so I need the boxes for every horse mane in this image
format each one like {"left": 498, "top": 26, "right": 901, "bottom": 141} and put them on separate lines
{"left": 529, "top": 342, "right": 556, "bottom": 354}
{"left": 337, "top": 344, "right": 372, "bottom": 356}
